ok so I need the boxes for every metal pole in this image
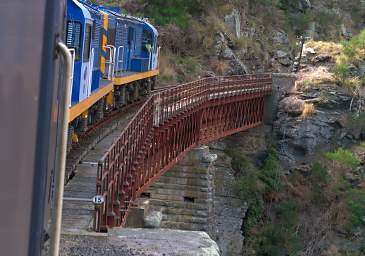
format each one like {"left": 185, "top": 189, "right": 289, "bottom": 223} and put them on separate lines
{"left": 49, "top": 41, "right": 72, "bottom": 256}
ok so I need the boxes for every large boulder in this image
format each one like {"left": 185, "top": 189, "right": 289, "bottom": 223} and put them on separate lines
{"left": 298, "top": 0, "right": 312, "bottom": 11}
{"left": 144, "top": 211, "right": 162, "bottom": 228}
{"left": 279, "top": 96, "right": 305, "bottom": 116}
{"left": 272, "top": 30, "right": 289, "bottom": 47}
{"left": 275, "top": 50, "right": 291, "bottom": 67}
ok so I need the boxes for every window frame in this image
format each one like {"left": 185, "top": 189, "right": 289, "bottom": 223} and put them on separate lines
{"left": 65, "top": 20, "right": 82, "bottom": 61}
{"left": 83, "top": 23, "right": 92, "bottom": 63}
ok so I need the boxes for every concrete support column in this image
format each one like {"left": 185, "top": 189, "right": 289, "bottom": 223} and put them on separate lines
{"left": 264, "top": 73, "right": 297, "bottom": 125}
{"left": 128, "top": 145, "right": 217, "bottom": 231}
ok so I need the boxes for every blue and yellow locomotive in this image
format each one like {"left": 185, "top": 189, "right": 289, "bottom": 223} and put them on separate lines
{"left": 66, "top": 0, "right": 159, "bottom": 142}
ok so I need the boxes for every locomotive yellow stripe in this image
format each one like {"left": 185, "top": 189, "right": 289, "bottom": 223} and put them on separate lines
{"left": 102, "top": 35, "right": 107, "bottom": 49}
{"left": 113, "top": 70, "right": 159, "bottom": 86}
{"left": 103, "top": 13, "right": 108, "bottom": 29}
{"left": 100, "top": 13, "right": 108, "bottom": 74}
{"left": 68, "top": 70, "right": 159, "bottom": 122}
{"left": 68, "top": 82, "right": 114, "bottom": 123}
{"left": 100, "top": 57, "right": 106, "bottom": 73}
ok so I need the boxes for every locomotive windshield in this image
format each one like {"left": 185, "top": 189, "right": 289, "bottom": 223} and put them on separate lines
{"left": 142, "top": 30, "right": 153, "bottom": 52}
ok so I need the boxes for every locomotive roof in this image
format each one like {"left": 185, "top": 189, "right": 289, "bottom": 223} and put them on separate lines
{"left": 72, "top": 0, "right": 92, "bottom": 20}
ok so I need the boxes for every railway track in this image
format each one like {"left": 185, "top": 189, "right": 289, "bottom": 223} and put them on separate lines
{"left": 65, "top": 100, "right": 144, "bottom": 183}
{"left": 65, "top": 85, "right": 173, "bottom": 183}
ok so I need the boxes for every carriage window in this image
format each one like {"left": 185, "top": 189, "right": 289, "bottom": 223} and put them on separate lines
{"left": 66, "top": 21, "right": 82, "bottom": 60}
{"left": 83, "top": 23, "right": 92, "bottom": 62}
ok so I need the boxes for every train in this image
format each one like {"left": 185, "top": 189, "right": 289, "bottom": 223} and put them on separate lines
{"left": 66, "top": 0, "right": 160, "bottom": 146}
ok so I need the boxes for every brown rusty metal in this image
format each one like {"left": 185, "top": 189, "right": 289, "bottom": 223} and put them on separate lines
{"left": 94, "top": 74, "right": 272, "bottom": 231}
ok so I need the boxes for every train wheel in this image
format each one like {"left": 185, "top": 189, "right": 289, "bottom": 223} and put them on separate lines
{"left": 115, "top": 86, "right": 126, "bottom": 108}
{"left": 96, "top": 98, "right": 104, "bottom": 121}
{"left": 80, "top": 111, "right": 88, "bottom": 134}
{"left": 151, "top": 76, "right": 156, "bottom": 90}
{"left": 133, "top": 81, "right": 140, "bottom": 101}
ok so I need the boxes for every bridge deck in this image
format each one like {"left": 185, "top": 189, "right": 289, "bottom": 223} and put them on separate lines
{"left": 62, "top": 107, "right": 139, "bottom": 233}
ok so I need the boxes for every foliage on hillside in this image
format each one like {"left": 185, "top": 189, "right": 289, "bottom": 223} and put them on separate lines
{"left": 94, "top": 0, "right": 364, "bottom": 86}
{"left": 227, "top": 141, "right": 364, "bottom": 256}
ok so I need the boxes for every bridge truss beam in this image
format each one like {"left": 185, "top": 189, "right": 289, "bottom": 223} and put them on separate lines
{"left": 94, "top": 75, "right": 272, "bottom": 231}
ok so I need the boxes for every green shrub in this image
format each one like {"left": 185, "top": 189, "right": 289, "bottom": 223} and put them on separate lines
{"left": 276, "top": 200, "right": 298, "bottom": 227}
{"left": 332, "top": 174, "right": 352, "bottom": 195}
{"left": 310, "top": 162, "right": 329, "bottom": 185}
{"left": 324, "top": 148, "right": 360, "bottom": 168}
{"left": 227, "top": 149, "right": 265, "bottom": 231}
{"left": 283, "top": 12, "right": 312, "bottom": 35}
{"left": 309, "top": 163, "right": 330, "bottom": 205}
{"left": 144, "top": 0, "right": 216, "bottom": 29}
{"left": 333, "top": 63, "right": 351, "bottom": 85}
{"left": 259, "top": 149, "right": 284, "bottom": 192}
{"left": 244, "top": 196, "right": 265, "bottom": 231}
{"left": 254, "top": 201, "right": 302, "bottom": 256}
{"left": 345, "top": 113, "right": 365, "bottom": 131}
{"left": 344, "top": 189, "right": 365, "bottom": 231}
{"left": 334, "top": 28, "right": 365, "bottom": 89}
{"left": 225, "top": 149, "right": 254, "bottom": 174}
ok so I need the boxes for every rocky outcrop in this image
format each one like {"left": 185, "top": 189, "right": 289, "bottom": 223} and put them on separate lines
{"left": 216, "top": 32, "right": 249, "bottom": 74}
{"left": 61, "top": 229, "right": 220, "bottom": 256}
{"left": 224, "top": 9, "right": 241, "bottom": 38}
{"left": 275, "top": 81, "right": 364, "bottom": 167}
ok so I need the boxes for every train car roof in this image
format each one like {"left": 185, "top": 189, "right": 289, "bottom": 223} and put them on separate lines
{"left": 71, "top": 0, "right": 92, "bottom": 20}
{"left": 76, "top": 0, "right": 158, "bottom": 36}
{"left": 107, "top": 10, "right": 158, "bottom": 36}
{"left": 143, "top": 21, "right": 158, "bottom": 36}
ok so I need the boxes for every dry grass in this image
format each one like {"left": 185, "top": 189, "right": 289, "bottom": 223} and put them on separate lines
{"left": 158, "top": 51, "right": 177, "bottom": 84}
{"left": 302, "top": 103, "right": 315, "bottom": 117}
{"left": 305, "top": 40, "right": 342, "bottom": 57}
{"left": 296, "top": 66, "right": 336, "bottom": 90}
{"left": 209, "top": 58, "right": 229, "bottom": 75}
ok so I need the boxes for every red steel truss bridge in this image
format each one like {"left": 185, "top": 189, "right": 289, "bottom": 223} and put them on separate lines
{"left": 94, "top": 74, "right": 272, "bottom": 231}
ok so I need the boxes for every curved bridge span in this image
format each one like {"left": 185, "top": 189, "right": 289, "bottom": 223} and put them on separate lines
{"left": 94, "top": 74, "right": 272, "bottom": 231}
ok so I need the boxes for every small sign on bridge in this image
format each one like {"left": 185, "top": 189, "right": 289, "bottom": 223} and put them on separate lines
{"left": 92, "top": 195, "right": 104, "bottom": 205}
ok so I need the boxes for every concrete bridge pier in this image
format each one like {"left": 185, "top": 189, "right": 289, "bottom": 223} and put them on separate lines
{"left": 127, "top": 146, "right": 218, "bottom": 231}
{"left": 264, "top": 73, "right": 297, "bottom": 125}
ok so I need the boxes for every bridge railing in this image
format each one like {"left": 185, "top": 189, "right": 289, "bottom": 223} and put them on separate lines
{"left": 94, "top": 74, "right": 272, "bottom": 231}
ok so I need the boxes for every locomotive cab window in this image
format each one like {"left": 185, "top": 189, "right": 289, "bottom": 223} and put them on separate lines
{"left": 142, "top": 30, "right": 152, "bottom": 53}
{"left": 66, "top": 21, "right": 82, "bottom": 60}
{"left": 83, "top": 23, "right": 92, "bottom": 62}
